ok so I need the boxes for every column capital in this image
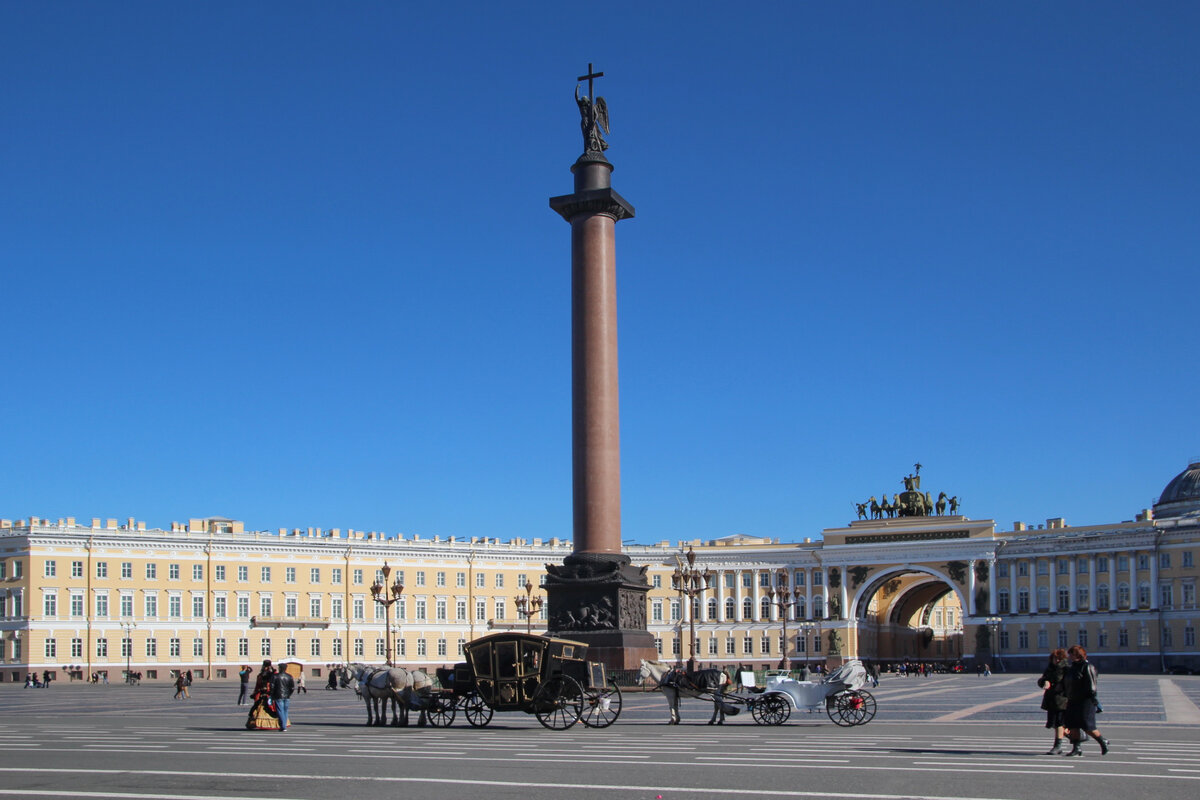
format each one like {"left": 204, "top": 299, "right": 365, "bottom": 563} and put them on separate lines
{"left": 549, "top": 187, "right": 635, "bottom": 222}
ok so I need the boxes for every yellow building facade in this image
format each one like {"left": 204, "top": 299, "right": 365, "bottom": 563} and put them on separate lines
{"left": 2, "top": 462, "right": 1198, "bottom": 681}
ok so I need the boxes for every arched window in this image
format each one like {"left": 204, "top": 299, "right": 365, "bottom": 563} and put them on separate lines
{"left": 813, "top": 595, "right": 825, "bottom": 618}
{"left": 707, "top": 598, "right": 718, "bottom": 620}
{"left": 742, "top": 597, "right": 753, "bottom": 619}
{"left": 760, "top": 597, "right": 772, "bottom": 619}
{"left": 1017, "top": 588, "right": 1030, "bottom": 613}
{"left": 1057, "top": 585, "right": 1071, "bottom": 611}
{"left": 795, "top": 595, "right": 807, "bottom": 619}
{"left": 997, "top": 587, "right": 1011, "bottom": 614}
{"left": 1117, "top": 583, "right": 1130, "bottom": 607}
{"left": 1037, "top": 586, "right": 1049, "bottom": 612}
{"left": 1138, "top": 582, "right": 1152, "bottom": 608}
{"left": 1097, "top": 584, "right": 1110, "bottom": 609}
{"left": 1076, "top": 585, "right": 1089, "bottom": 610}
{"left": 724, "top": 597, "right": 736, "bottom": 620}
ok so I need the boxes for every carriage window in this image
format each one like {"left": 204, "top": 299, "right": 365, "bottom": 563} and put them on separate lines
{"left": 561, "top": 645, "right": 575, "bottom": 659}
{"left": 496, "top": 641, "right": 518, "bottom": 679}
{"left": 521, "top": 643, "right": 541, "bottom": 675}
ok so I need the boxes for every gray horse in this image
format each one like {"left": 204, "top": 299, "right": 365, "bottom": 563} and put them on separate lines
{"left": 639, "top": 659, "right": 735, "bottom": 725}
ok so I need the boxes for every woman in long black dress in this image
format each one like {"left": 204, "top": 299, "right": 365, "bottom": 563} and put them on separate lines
{"left": 1037, "top": 648, "right": 1069, "bottom": 754}
{"left": 245, "top": 660, "right": 279, "bottom": 730}
{"left": 1061, "top": 645, "right": 1110, "bottom": 757}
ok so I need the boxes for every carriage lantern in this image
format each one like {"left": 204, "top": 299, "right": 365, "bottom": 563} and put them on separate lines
{"left": 672, "top": 548, "right": 712, "bottom": 673}
{"left": 370, "top": 563, "right": 405, "bottom": 666}
{"left": 514, "top": 581, "right": 545, "bottom": 635}
{"left": 766, "top": 571, "right": 805, "bottom": 670}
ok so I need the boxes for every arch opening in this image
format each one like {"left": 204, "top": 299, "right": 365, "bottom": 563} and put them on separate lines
{"left": 853, "top": 568, "right": 964, "bottom": 666}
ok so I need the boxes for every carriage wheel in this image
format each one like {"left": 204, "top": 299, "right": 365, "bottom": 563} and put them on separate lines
{"left": 848, "top": 690, "right": 876, "bottom": 725}
{"left": 751, "top": 694, "right": 791, "bottom": 726}
{"left": 426, "top": 695, "right": 456, "bottom": 727}
{"left": 532, "top": 674, "right": 583, "bottom": 730}
{"left": 462, "top": 693, "right": 493, "bottom": 727}
{"left": 581, "top": 679, "right": 622, "bottom": 728}
{"left": 828, "top": 690, "right": 875, "bottom": 726}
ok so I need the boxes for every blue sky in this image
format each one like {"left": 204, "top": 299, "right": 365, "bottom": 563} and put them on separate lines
{"left": 2, "top": 2, "right": 1196, "bottom": 543}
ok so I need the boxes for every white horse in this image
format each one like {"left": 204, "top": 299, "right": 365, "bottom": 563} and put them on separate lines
{"left": 347, "top": 663, "right": 434, "bottom": 726}
{"left": 639, "top": 659, "right": 735, "bottom": 725}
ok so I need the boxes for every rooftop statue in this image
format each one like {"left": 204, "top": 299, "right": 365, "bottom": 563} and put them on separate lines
{"left": 575, "top": 63, "right": 610, "bottom": 155}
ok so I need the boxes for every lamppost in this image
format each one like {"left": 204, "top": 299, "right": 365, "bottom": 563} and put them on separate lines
{"left": 514, "top": 581, "right": 544, "bottom": 635}
{"left": 797, "top": 620, "right": 815, "bottom": 669}
{"left": 765, "top": 571, "right": 805, "bottom": 670}
{"left": 672, "top": 548, "right": 712, "bottom": 673}
{"left": 985, "top": 615, "right": 1003, "bottom": 672}
{"left": 119, "top": 621, "right": 136, "bottom": 684}
{"left": 369, "top": 563, "right": 405, "bottom": 666}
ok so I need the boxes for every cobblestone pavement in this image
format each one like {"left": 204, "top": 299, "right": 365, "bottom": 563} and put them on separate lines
{"left": 1, "top": 674, "right": 1198, "bottom": 800}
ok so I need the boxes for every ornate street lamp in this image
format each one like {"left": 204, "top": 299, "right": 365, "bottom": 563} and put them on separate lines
{"left": 985, "top": 615, "right": 1003, "bottom": 672}
{"left": 765, "top": 571, "right": 805, "bottom": 670}
{"left": 514, "top": 581, "right": 545, "bottom": 635}
{"left": 119, "top": 621, "right": 136, "bottom": 684}
{"left": 797, "top": 620, "right": 816, "bottom": 666}
{"left": 672, "top": 548, "right": 713, "bottom": 673}
{"left": 369, "top": 563, "right": 405, "bottom": 666}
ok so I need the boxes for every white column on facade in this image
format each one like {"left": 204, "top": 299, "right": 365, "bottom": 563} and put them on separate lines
{"left": 839, "top": 566, "right": 849, "bottom": 619}
{"left": 1127, "top": 552, "right": 1138, "bottom": 612}
{"left": 1068, "top": 557, "right": 1077, "bottom": 612}
{"left": 751, "top": 569, "right": 761, "bottom": 621}
{"left": 1029, "top": 558, "right": 1038, "bottom": 614}
{"left": 805, "top": 568, "right": 814, "bottom": 621}
{"left": 1108, "top": 553, "right": 1118, "bottom": 612}
{"left": 1009, "top": 560, "right": 1018, "bottom": 615}
{"left": 1150, "top": 549, "right": 1160, "bottom": 611}
{"left": 820, "top": 568, "right": 830, "bottom": 620}
{"left": 1088, "top": 555, "right": 1098, "bottom": 612}
{"left": 967, "top": 559, "right": 977, "bottom": 616}
{"left": 714, "top": 569, "right": 724, "bottom": 621}
{"left": 988, "top": 559, "right": 998, "bottom": 615}
{"left": 1048, "top": 557, "right": 1058, "bottom": 615}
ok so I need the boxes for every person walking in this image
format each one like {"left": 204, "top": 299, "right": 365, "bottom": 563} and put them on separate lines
{"left": 173, "top": 671, "right": 189, "bottom": 700}
{"left": 296, "top": 671, "right": 307, "bottom": 694}
{"left": 237, "top": 665, "right": 251, "bottom": 705}
{"left": 270, "top": 667, "right": 295, "bottom": 732}
{"left": 1037, "top": 648, "right": 1069, "bottom": 754}
{"left": 1062, "top": 645, "right": 1109, "bottom": 756}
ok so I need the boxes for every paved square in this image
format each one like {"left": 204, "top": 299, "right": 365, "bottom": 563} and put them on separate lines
{"left": 1, "top": 674, "right": 1198, "bottom": 800}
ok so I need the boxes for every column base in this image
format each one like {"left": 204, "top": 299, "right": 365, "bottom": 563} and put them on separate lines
{"left": 545, "top": 552, "right": 654, "bottom": 671}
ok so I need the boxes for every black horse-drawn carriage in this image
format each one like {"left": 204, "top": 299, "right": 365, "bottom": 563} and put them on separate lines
{"left": 422, "top": 632, "right": 622, "bottom": 730}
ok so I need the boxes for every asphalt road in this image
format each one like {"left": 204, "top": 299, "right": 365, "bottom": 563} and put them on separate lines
{"left": 1, "top": 672, "right": 1198, "bottom": 800}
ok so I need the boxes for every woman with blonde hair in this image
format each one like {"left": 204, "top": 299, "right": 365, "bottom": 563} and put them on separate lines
{"left": 1037, "top": 648, "right": 1069, "bottom": 754}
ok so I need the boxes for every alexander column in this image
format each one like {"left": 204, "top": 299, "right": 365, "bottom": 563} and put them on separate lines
{"left": 546, "top": 65, "right": 656, "bottom": 669}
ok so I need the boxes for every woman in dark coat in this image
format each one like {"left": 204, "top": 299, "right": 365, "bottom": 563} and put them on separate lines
{"left": 1061, "top": 645, "right": 1109, "bottom": 756}
{"left": 1037, "top": 648, "right": 1069, "bottom": 754}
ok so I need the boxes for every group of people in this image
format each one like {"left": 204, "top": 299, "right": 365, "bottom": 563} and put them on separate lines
{"left": 1038, "top": 645, "right": 1110, "bottom": 757}
{"left": 243, "top": 660, "right": 296, "bottom": 731}
{"left": 23, "top": 671, "right": 53, "bottom": 688}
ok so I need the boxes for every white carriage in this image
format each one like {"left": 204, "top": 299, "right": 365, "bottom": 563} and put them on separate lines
{"left": 749, "top": 659, "right": 877, "bottom": 726}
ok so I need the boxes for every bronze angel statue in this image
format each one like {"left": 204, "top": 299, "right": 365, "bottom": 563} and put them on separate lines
{"left": 576, "top": 83, "right": 609, "bottom": 154}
